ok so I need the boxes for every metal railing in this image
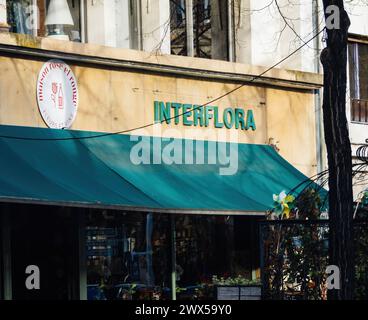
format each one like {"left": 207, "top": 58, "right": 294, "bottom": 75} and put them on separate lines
{"left": 259, "top": 219, "right": 368, "bottom": 300}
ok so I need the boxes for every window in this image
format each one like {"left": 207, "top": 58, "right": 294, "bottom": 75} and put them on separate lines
{"left": 7, "top": 0, "right": 82, "bottom": 40}
{"left": 174, "top": 215, "right": 260, "bottom": 291}
{"left": 5, "top": 0, "right": 232, "bottom": 58}
{"left": 6, "top": 0, "right": 139, "bottom": 48}
{"left": 170, "top": 0, "right": 230, "bottom": 61}
{"left": 349, "top": 41, "right": 368, "bottom": 123}
{"left": 7, "top": 0, "right": 34, "bottom": 35}
{"left": 170, "top": 0, "right": 187, "bottom": 56}
{"left": 85, "top": 211, "right": 260, "bottom": 300}
{"left": 86, "top": 211, "right": 170, "bottom": 300}
{"left": 85, "top": 0, "right": 139, "bottom": 49}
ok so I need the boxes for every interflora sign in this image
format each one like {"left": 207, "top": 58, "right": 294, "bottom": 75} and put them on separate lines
{"left": 37, "top": 59, "right": 78, "bottom": 129}
{"left": 154, "top": 101, "right": 256, "bottom": 130}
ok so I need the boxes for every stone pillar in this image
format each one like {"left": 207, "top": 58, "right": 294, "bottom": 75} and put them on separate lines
{"left": 0, "top": 0, "right": 9, "bottom": 32}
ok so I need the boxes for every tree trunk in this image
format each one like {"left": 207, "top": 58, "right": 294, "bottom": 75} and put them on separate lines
{"left": 320, "top": 0, "right": 354, "bottom": 300}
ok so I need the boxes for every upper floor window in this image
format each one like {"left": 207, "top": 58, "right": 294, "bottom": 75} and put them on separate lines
{"left": 6, "top": 0, "right": 139, "bottom": 48}
{"left": 5, "top": 0, "right": 232, "bottom": 61}
{"left": 349, "top": 40, "right": 368, "bottom": 123}
{"left": 170, "top": 0, "right": 231, "bottom": 61}
{"left": 7, "top": 0, "right": 81, "bottom": 40}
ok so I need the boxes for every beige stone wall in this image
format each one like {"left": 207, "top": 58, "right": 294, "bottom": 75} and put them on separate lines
{"left": 0, "top": 34, "right": 321, "bottom": 177}
{"left": 0, "top": 54, "right": 317, "bottom": 177}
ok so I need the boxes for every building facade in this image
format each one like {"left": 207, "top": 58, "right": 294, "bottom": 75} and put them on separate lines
{"left": 0, "top": 0, "right": 348, "bottom": 300}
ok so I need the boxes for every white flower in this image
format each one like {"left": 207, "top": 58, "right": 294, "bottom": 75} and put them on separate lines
{"left": 279, "top": 191, "right": 287, "bottom": 201}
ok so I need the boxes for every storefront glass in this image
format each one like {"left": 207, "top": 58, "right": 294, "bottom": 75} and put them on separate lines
{"left": 86, "top": 211, "right": 261, "bottom": 300}
{"left": 86, "top": 211, "right": 171, "bottom": 300}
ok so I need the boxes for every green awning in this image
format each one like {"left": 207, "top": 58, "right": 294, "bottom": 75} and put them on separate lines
{"left": 0, "top": 125, "right": 313, "bottom": 214}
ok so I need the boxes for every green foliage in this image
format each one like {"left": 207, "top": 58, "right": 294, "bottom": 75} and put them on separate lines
{"left": 354, "top": 221, "right": 368, "bottom": 299}
{"left": 263, "top": 223, "right": 329, "bottom": 300}
{"left": 264, "top": 188, "right": 328, "bottom": 299}
{"left": 212, "top": 275, "right": 261, "bottom": 286}
{"left": 270, "top": 188, "right": 324, "bottom": 220}
{"left": 264, "top": 188, "right": 368, "bottom": 300}
{"left": 294, "top": 188, "right": 322, "bottom": 220}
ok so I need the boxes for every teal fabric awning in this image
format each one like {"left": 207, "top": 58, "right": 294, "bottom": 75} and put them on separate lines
{"left": 0, "top": 125, "right": 313, "bottom": 214}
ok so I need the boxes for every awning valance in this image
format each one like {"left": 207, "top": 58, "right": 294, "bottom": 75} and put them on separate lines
{"left": 0, "top": 125, "right": 312, "bottom": 214}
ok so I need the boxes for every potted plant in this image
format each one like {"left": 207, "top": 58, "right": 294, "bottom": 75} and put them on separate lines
{"left": 212, "top": 275, "right": 262, "bottom": 300}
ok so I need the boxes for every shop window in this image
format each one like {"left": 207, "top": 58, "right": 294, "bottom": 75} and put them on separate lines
{"left": 86, "top": 211, "right": 170, "bottom": 300}
{"left": 349, "top": 41, "right": 368, "bottom": 123}
{"left": 85, "top": 212, "right": 260, "bottom": 300}
{"left": 175, "top": 215, "right": 234, "bottom": 288}
{"left": 170, "top": 0, "right": 230, "bottom": 61}
{"left": 174, "top": 215, "right": 260, "bottom": 299}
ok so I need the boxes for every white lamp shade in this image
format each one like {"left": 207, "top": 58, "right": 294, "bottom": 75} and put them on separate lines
{"left": 45, "top": 0, "right": 74, "bottom": 26}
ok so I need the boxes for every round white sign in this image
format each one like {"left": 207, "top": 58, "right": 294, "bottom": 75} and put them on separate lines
{"left": 37, "top": 59, "right": 78, "bottom": 129}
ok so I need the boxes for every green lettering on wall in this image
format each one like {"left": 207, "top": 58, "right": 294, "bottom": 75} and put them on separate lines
{"left": 159, "top": 101, "right": 171, "bottom": 124}
{"left": 235, "top": 108, "right": 246, "bottom": 130}
{"left": 214, "top": 107, "right": 224, "bottom": 128}
{"left": 223, "top": 108, "right": 235, "bottom": 129}
{"left": 154, "top": 101, "right": 160, "bottom": 123}
{"left": 171, "top": 103, "right": 182, "bottom": 125}
{"left": 182, "top": 104, "right": 194, "bottom": 126}
{"left": 193, "top": 106, "right": 204, "bottom": 127}
{"left": 153, "top": 101, "right": 256, "bottom": 131}
{"left": 246, "top": 110, "right": 256, "bottom": 130}
{"left": 205, "top": 106, "right": 214, "bottom": 127}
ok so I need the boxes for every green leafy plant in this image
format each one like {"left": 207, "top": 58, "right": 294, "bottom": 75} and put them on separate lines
{"left": 212, "top": 275, "right": 261, "bottom": 286}
{"left": 264, "top": 188, "right": 329, "bottom": 300}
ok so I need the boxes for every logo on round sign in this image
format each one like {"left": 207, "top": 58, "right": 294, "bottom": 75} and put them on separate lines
{"left": 37, "top": 59, "right": 78, "bottom": 129}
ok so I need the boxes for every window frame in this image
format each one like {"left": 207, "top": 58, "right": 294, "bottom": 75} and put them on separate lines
{"left": 170, "top": 0, "right": 234, "bottom": 61}
{"left": 348, "top": 36, "right": 368, "bottom": 124}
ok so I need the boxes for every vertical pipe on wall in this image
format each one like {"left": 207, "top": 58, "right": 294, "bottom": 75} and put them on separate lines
{"left": 170, "top": 215, "right": 177, "bottom": 300}
{"left": 186, "top": 0, "right": 194, "bottom": 57}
